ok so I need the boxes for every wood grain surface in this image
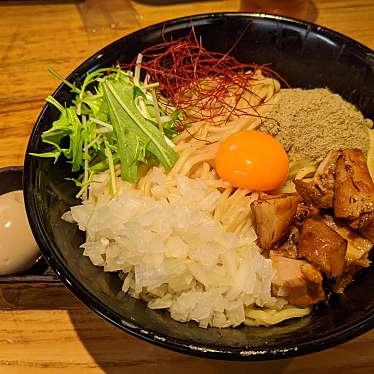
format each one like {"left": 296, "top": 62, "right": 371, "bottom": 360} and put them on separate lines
{"left": 1, "top": 0, "right": 374, "bottom": 372}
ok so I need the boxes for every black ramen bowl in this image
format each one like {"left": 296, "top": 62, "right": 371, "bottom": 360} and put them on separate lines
{"left": 24, "top": 13, "right": 374, "bottom": 360}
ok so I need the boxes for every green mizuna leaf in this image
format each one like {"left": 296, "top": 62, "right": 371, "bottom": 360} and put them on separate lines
{"left": 31, "top": 66, "right": 181, "bottom": 196}
{"left": 66, "top": 107, "right": 84, "bottom": 172}
{"left": 103, "top": 79, "right": 178, "bottom": 182}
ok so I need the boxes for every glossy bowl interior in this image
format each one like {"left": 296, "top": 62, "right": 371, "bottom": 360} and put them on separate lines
{"left": 24, "top": 13, "right": 374, "bottom": 360}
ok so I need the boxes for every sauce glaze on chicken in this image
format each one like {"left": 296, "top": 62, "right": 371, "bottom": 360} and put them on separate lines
{"left": 252, "top": 148, "right": 374, "bottom": 307}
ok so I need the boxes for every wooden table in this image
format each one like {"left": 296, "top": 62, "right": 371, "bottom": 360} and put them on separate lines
{"left": 0, "top": 0, "right": 373, "bottom": 372}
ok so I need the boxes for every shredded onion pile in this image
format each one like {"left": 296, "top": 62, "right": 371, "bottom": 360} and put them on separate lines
{"left": 64, "top": 168, "right": 285, "bottom": 328}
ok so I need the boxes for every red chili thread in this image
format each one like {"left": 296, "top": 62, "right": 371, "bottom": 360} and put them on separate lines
{"left": 122, "top": 28, "right": 287, "bottom": 133}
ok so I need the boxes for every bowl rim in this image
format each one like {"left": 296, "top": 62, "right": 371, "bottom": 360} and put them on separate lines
{"left": 24, "top": 12, "right": 374, "bottom": 360}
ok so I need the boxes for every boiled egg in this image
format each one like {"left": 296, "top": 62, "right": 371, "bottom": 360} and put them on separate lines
{"left": 0, "top": 190, "right": 40, "bottom": 275}
{"left": 215, "top": 130, "right": 289, "bottom": 191}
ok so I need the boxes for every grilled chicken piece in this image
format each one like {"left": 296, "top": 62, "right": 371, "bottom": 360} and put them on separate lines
{"left": 294, "top": 203, "right": 320, "bottom": 227}
{"left": 294, "top": 150, "right": 339, "bottom": 209}
{"left": 252, "top": 194, "right": 299, "bottom": 250}
{"left": 271, "top": 253, "right": 325, "bottom": 306}
{"left": 298, "top": 218, "right": 347, "bottom": 277}
{"left": 358, "top": 216, "right": 374, "bottom": 242}
{"left": 334, "top": 149, "right": 374, "bottom": 241}
{"left": 275, "top": 230, "right": 298, "bottom": 259}
{"left": 323, "top": 215, "right": 372, "bottom": 266}
{"left": 323, "top": 215, "right": 372, "bottom": 292}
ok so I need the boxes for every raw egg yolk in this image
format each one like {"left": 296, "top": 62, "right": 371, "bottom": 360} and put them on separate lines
{"left": 215, "top": 130, "right": 289, "bottom": 191}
